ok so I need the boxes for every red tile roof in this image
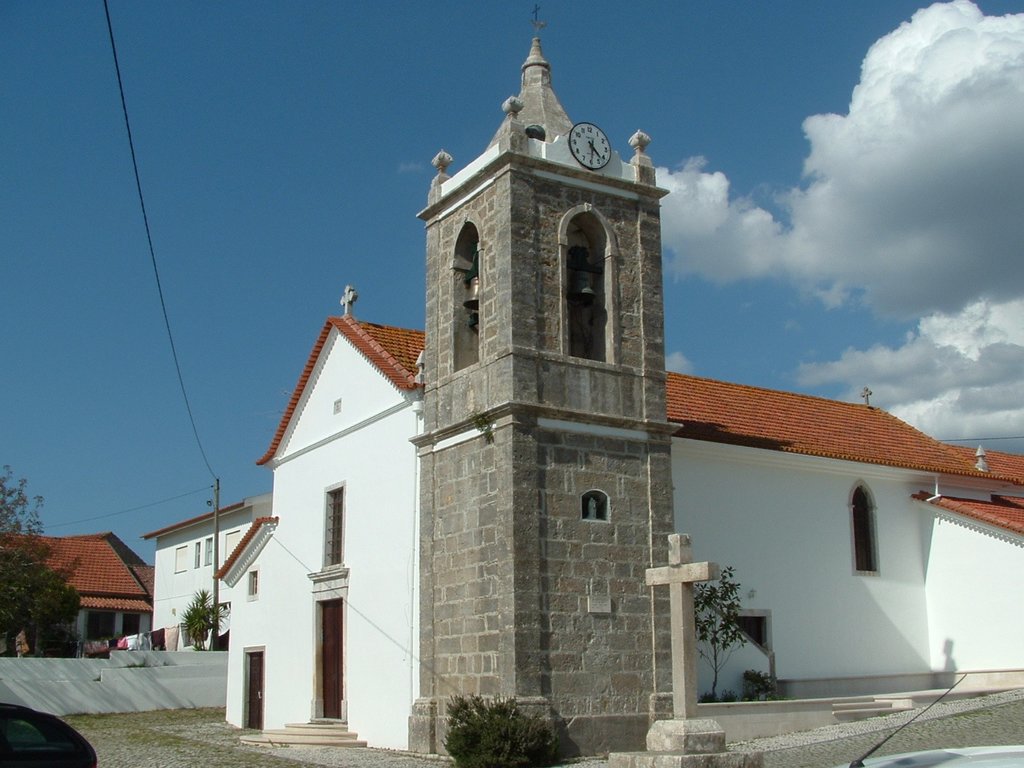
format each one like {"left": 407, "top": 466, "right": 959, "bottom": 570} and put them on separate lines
{"left": 666, "top": 373, "right": 1020, "bottom": 485}
{"left": 912, "top": 492, "right": 1024, "bottom": 537}
{"left": 79, "top": 596, "right": 154, "bottom": 612}
{"left": 215, "top": 516, "right": 279, "bottom": 579}
{"left": 140, "top": 501, "right": 245, "bottom": 540}
{"left": 258, "top": 319, "right": 1023, "bottom": 487}
{"left": 257, "top": 316, "right": 423, "bottom": 465}
{"left": 43, "top": 532, "right": 152, "bottom": 606}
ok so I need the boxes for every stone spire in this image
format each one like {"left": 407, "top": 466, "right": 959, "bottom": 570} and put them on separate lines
{"left": 488, "top": 36, "right": 573, "bottom": 147}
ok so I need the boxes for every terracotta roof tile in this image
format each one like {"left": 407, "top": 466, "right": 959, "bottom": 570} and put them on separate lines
{"left": 258, "top": 317, "right": 423, "bottom": 465}
{"left": 141, "top": 501, "right": 245, "bottom": 539}
{"left": 666, "top": 372, "right": 1020, "bottom": 484}
{"left": 79, "top": 596, "right": 154, "bottom": 612}
{"left": 43, "top": 532, "right": 152, "bottom": 602}
{"left": 912, "top": 491, "right": 1024, "bottom": 536}
{"left": 255, "top": 318, "right": 1023, "bottom": 485}
{"left": 215, "top": 516, "right": 279, "bottom": 579}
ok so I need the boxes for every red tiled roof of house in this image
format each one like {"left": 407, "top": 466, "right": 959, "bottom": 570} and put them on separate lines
{"left": 141, "top": 501, "right": 245, "bottom": 539}
{"left": 257, "top": 316, "right": 423, "bottom": 465}
{"left": 912, "top": 491, "right": 1024, "bottom": 537}
{"left": 79, "top": 596, "right": 154, "bottom": 612}
{"left": 666, "top": 372, "right": 1020, "bottom": 485}
{"left": 215, "top": 516, "right": 279, "bottom": 579}
{"left": 43, "top": 532, "right": 152, "bottom": 603}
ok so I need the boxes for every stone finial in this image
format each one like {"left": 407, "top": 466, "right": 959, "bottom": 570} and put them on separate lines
{"left": 432, "top": 150, "right": 453, "bottom": 175}
{"left": 975, "top": 445, "right": 989, "bottom": 472}
{"left": 502, "top": 96, "right": 524, "bottom": 118}
{"left": 629, "top": 130, "right": 652, "bottom": 153}
{"left": 629, "top": 130, "right": 655, "bottom": 184}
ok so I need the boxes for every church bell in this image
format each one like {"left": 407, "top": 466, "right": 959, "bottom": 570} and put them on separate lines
{"left": 463, "top": 275, "right": 480, "bottom": 311}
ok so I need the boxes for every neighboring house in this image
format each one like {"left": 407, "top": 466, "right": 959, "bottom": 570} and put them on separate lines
{"left": 218, "top": 35, "right": 1024, "bottom": 756}
{"left": 44, "top": 532, "right": 154, "bottom": 646}
{"left": 142, "top": 493, "right": 270, "bottom": 650}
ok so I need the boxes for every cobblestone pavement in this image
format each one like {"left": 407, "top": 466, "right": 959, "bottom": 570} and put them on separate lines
{"left": 64, "top": 690, "right": 1024, "bottom": 768}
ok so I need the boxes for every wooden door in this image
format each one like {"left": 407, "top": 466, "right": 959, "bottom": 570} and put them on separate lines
{"left": 322, "top": 599, "right": 344, "bottom": 719}
{"left": 246, "top": 651, "right": 264, "bottom": 730}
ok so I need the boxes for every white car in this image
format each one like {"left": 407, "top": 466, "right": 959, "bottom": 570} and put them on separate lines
{"left": 835, "top": 746, "right": 1024, "bottom": 767}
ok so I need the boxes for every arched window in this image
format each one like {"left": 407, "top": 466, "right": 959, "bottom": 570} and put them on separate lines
{"left": 452, "top": 223, "right": 480, "bottom": 371}
{"left": 851, "top": 485, "right": 878, "bottom": 573}
{"left": 563, "top": 211, "right": 611, "bottom": 362}
{"left": 581, "top": 489, "right": 609, "bottom": 521}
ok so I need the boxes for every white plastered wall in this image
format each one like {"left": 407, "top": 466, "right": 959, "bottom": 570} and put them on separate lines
{"left": 924, "top": 510, "right": 1024, "bottom": 671}
{"left": 225, "top": 328, "right": 421, "bottom": 749}
{"left": 671, "top": 439, "right": 933, "bottom": 696}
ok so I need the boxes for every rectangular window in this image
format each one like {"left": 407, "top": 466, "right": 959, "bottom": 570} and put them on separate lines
{"left": 86, "top": 611, "right": 116, "bottom": 640}
{"left": 175, "top": 545, "right": 188, "bottom": 573}
{"left": 194, "top": 541, "right": 201, "bottom": 569}
{"left": 204, "top": 536, "right": 213, "bottom": 567}
{"left": 122, "top": 612, "right": 141, "bottom": 636}
{"left": 224, "top": 529, "right": 241, "bottom": 556}
{"left": 248, "top": 570, "right": 259, "bottom": 599}
{"left": 325, "top": 487, "right": 345, "bottom": 567}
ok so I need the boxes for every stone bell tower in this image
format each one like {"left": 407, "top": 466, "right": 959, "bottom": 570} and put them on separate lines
{"left": 410, "top": 36, "right": 675, "bottom": 756}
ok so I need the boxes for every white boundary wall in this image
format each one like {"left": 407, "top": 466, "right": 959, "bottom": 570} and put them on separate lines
{"left": 0, "top": 651, "right": 226, "bottom": 715}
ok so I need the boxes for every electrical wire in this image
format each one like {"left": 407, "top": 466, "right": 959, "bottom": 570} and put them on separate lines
{"left": 102, "top": 0, "right": 216, "bottom": 481}
{"left": 44, "top": 486, "right": 212, "bottom": 530}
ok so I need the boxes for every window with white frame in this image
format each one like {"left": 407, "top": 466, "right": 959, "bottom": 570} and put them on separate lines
{"left": 194, "top": 541, "right": 201, "bottom": 569}
{"left": 325, "top": 486, "right": 345, "bottom": 567}
{"left": 247, "top": 569, "right": 259, "bottom": 599}
{"left": 204, "top": 536, "right": 213, "bottom": 566}
{"left": 224, "top": 529, "right": 241, "bottom": 557}
{"left": 851, "top": 484, "right": 878, "bottom": 574}
{"left": 174, "top": 546, "right": 188, "bottom": 573}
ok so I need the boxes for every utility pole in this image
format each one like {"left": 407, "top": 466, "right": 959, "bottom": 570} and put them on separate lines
{"left": 212, "top": 477, "right": 220, "bottom": 644}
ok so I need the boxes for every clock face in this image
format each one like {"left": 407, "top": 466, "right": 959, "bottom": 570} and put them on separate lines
{"left": 569, "top": 122, "right": 611, "bottom": 170}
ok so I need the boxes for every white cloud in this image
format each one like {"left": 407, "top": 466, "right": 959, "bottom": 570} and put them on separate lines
{"left": 797, "top": 297, "right": 1024, "bottom": 441}
{"left": 661, "top": 1, "right": 1024, "bottom": 444}
{"left": 666, "top": 350, "right": 695, "bottom": 374}
{"left": 662, "top": 0, "right": 1024, "bottom": 318}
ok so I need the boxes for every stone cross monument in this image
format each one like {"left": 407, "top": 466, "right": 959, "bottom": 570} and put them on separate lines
{"left": 609, "top": 534, "right": 764, "bottom": 768}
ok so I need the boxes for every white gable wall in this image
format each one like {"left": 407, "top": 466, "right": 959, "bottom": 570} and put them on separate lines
{"left": 925, "top": 511, "right": 1024, "bottom": 670}
{"left": 225, "top": 330, "right": 421, "bottom": 749}
{"left": 672, "top": 439, "right": 933, "bottom": 696}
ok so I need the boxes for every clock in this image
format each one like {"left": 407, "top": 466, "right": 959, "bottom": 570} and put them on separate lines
{"left": 568, "top": 122, "right": 611, "bottom": 170}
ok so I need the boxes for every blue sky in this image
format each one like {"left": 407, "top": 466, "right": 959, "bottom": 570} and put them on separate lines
{"left": 3, "top": 1, "right": 1023, "bottom": 558}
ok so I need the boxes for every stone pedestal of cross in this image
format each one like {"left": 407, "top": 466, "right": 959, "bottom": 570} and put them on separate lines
{"left": 608, "top": 534, "right": 763, "bottom": 768}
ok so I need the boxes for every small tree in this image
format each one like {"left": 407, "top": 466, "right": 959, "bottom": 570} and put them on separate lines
{"left": 694, "top": 565, "right": 746, "bottom": 700}
{"left": 180, "top": 589, "right": 229, "bottom": 651}
{"left": 0, "top": 467, "right": 80, "bottom": 654}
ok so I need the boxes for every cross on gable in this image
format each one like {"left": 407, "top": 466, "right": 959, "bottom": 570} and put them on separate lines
{"left": 340, "top": 284, "right": 358, "bottom": 316}
{"left": 646, "top": 534, "right": 720, "bottom": 719}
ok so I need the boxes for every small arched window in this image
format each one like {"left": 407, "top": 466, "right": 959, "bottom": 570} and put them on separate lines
{"left": 851, "top": 485, "right": 878, "bottom": 573}
{"left": 581, "top": 490, "right": 609, "bottom": 521}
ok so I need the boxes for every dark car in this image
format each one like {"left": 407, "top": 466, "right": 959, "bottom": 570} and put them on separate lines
{"left": 833, "top": 746, "right": 1024, "bottom": 767}
{"left": 0, "top": 703, "right": 97, "bottom": 767}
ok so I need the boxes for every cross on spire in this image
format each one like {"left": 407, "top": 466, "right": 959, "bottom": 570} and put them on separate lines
{"left": 531, "top": 4, "right": 547, "bottom": 33}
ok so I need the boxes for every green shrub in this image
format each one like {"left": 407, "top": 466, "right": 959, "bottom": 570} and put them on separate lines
{"left": 742, "top": 669, "right": 776, "bottom": 701}
{"left": 444, "top": 695, "right": 559, "bottom": 768}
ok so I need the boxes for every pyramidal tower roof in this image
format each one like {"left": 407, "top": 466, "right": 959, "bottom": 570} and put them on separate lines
{"left": 488, "top": 37, "right": 572, "bottom": 147}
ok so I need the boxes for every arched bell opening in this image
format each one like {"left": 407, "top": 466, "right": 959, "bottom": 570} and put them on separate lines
{"left": 563, "top": 211, "right": 610, "bottom": 362}
{"left": 452, "top": 222, "right": 480, "bottom": 372}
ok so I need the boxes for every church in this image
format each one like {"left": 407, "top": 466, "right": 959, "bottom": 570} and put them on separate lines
{"left": 212, "top": 36, "right": 1024, "bottom": 756}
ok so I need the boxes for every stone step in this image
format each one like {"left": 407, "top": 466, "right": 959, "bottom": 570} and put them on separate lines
{"left": 241, "top": 722, "right": 367, "bottom": 747}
